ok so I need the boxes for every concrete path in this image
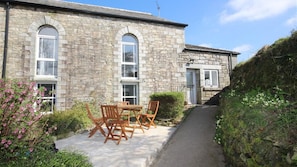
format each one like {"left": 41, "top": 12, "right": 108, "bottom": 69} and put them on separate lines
{"left": 55, "top": 105, "right": 225, "bottom": 167}
{"left": 151, "top": 105, "right": 225, "bottom": 167}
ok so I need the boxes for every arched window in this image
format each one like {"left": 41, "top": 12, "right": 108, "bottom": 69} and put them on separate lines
{"left": 121, "top": 34, "right": 138, "bottom": 78}
{"left": 36, "top": 26, "right": 58, "bottom": 113}
{"left": 36, "top": 26, "right": 58, "bottom": 77}
{"left": 121, "top": 34, "right": 139, "bottom": 104}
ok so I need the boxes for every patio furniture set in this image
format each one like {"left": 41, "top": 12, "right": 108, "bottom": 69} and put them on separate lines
{"left": 85, "top": 101, "right": 160, "bottom": 145}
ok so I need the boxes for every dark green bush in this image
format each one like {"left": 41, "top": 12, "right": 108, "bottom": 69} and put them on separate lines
{"left": 0, "top": 149, "right": 92, "bottom": 167}
{"left": 150, "top": 92, "right": 184, "bottom": 120}
{"left": 216, "top": 31, "right": 297, "bottom": 166}
{"left": 217, "top": 89, "right": 297, "bottom": 167}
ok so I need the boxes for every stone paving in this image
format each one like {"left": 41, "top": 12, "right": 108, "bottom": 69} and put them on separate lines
{"left": 55, "top": 125, "right": 176, "bottom": 167}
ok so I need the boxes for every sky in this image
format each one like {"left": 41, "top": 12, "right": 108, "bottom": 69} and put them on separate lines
{"left": 62, "top": 0, "right": 297, "bottom": 63}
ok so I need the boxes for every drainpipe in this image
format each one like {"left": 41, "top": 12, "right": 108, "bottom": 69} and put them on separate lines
{"left": 228, "top": 53, "right": 233, "bottom": 78}
{"left": 2, "top": 1, "right": 10, "bottom": 79}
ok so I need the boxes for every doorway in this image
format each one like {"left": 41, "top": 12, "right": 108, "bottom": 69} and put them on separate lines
{"left": 186, "top": 69, "right": 197, "bottom": 104}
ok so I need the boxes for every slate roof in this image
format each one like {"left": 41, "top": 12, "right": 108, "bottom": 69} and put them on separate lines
{"left": 3, "top": 0, "right": 187, "bottom": 27}
{"left": 185, "top": 44, "right": 240, "bottom": 55}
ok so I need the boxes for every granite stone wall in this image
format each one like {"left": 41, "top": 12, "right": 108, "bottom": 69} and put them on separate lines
{"left": 0, "top": 4, "right": 186, "bottom": 110}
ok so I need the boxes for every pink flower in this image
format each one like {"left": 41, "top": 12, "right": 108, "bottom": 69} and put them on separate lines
{"left": 17, "top": 134, "right": 22, "bottom": 139}
{"left": 13, "top": 128, "right": 19, "bottom": 134}
{"left": 20, "top": 106, "right": 25, "bottom": 111}
{"left": 1, "top": 139, "right": 6, "bottom": 144}
{"left": 1, "top": 104, "right": 7, "bottom": 109}
{"left": 9, "top": 103, "right": 14, "bottom": 109}
{"left": 28, "top": 121, "right": 33, "bottom": 126}
{"left": 29, "top": 148, "right": 34, "bottom": 152}
{"left": 7, "top": 140, "right": 12, "bottom": 145}
{"left": 4, "top": 144, "right": 9, "bottom": 148}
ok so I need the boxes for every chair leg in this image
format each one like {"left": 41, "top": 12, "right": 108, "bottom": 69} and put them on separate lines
{"left": 98, "top": 126, "right": 106, "bottom": 137}
{"left": 88, "top": 127, "right": 98, "bottom": 138}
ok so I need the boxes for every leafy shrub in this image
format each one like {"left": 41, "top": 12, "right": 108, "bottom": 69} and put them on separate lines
{"left": 0, "top": 79, "right": 55, "bottom": 162}
{"left": 0, "top": 149, "right": 92, "bottom": 167}
{"left": 43, "top": 101, "right": 97, "bottom": 138}
{"left": 150, "top": 92, "right": 184, "bottom": 120}
{"left": 217, "top": 89, "right": 297, "bottom": 166}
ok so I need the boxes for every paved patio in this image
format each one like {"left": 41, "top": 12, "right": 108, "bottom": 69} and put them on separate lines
{"left": 55, "top": 125, "right": 176, "bottom": 167}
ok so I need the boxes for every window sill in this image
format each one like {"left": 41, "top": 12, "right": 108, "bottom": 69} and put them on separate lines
{"left": 203, "top": 87, "right": 221, "bottom": 91}
{"left": 121, "top": 79, "right": 141, "bottom": 83}
{"left": 34, "top": 76, "right": 58, "bottom": 81}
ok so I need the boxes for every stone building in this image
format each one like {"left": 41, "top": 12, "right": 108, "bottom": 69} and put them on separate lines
{"left": 0, "top": 0, "right": 239, "bottom": 112}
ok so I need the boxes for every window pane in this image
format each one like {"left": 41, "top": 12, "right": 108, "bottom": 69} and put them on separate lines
{"left": 122, "top": 84, "right": 138, "bottom": 104}
{"left": 39, "top": 38, "right": 55, "bottom": 58}
{"left": 204, "top": 71, "right": 210, "bottom": 86}
{"left": 122, "top": 65, "right": 138, "bottom": 77}
{"left": 38, "top": 84, "right": 56, "bottom": 97}
{"left": 121, "top": 34, "right": 138, "bottom": 79}
{"left": 37, "top": 61, "right": 57, "bottom": 75}
{"left": 39, "top": 27, "right": 58, "bottom": 36}
{"left": 37, "top": 83, "right": 56, "bottom": 113}
{"left": 123, "top": 45, "right": 135, "bottom": 62}
{"left": 37, "top": 26, "right": 58, "bottom": 77}
{"left": 123, "top": 85, "right": 135, "bottom": 96}
{"left": 212, "top": 71, "right": 218, "bottom": 86}
{"left": 186, "top": 71, "right": 194, "bottom": 88}
{"left": 122, "top": 35, "right": 136, "bottom": 43}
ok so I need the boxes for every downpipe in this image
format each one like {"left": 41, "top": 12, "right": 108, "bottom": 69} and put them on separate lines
{"left": 2, "top": 1, "right": 10, "bottom": 79}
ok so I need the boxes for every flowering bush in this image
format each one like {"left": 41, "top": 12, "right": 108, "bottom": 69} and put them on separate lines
{"left": 217, "top": 88, "right": 297, "bottom": 166}
{"left": 0, "top": 79, "right": 55, "bottom": 161}
{"left": 241, "top": 88, "right": 290, "bottom": 109}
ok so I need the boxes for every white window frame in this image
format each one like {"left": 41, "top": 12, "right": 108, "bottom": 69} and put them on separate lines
{"left": 204, "top": 69, "right": 219, "bottom": 88}
{"left": 36, "top": 27, "right": 58, "bottom": 78}
{"left": 36, "top": 82, "right": 56, "bottom": 113}
{"left": 121, "top": 34, "right": 138, "bottom": 80}
{"left": 122, "top": 83, "right": 139, "bottom": 104}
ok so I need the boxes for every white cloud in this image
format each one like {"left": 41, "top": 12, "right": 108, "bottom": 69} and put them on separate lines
{"left": 233, "top": 44, "right": 257, "bottom": 62}
{"left": 286, "top": 15, "right": 297, "bottom": 27}
{"left": 198, "top": 43, "right": 212, "bottom": 48}
{"left": 220, "top": 0, "right": 297, "bottom": 23}
{"left": 232, "top": 44, "right": 251, "bottom": 53}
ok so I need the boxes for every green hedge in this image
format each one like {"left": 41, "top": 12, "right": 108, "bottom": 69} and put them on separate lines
{"left": 217, "top": 89, "right": 297, "bottom": 166}
{"left": 217, "top": 31, "right": 297, "bottom": 166}
{"left": 230, "top": 31, "right": 297, "bottom": 101}
{"left": 150, "top": 92, "right": 184, "bottom": 120}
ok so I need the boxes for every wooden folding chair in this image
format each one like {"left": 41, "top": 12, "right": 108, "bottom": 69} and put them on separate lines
{"left": 101, "top": 104, "right": 133, "bottom": 145}
{"left": 140, "top": 101, "right": 160, "bottom": 129}
{"left": 85, "top": 104, "right": 106, "bottom": 137}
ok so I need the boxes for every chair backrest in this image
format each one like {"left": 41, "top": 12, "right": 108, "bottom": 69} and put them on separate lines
{"left": 101, "top": 105, "right": 120, "bottom": 121}
{"left": 147, "top": 101, "right": 160, "bottom": 116}
{"left": 85, "top": 103, "right": 96, "bottom": 122}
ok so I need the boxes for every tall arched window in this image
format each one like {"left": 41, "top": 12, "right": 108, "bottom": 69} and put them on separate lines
{"left": 122, "top": 34, "right": 138, "bottom": 79}
{"left": 121, "top": 34, "right": 139, "bottom": 104}
{"left": 36, "top": 26, "right": 58, "bottom": 77}
{"left": 36, "top": 26, "right": 58, "bottom": 113}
